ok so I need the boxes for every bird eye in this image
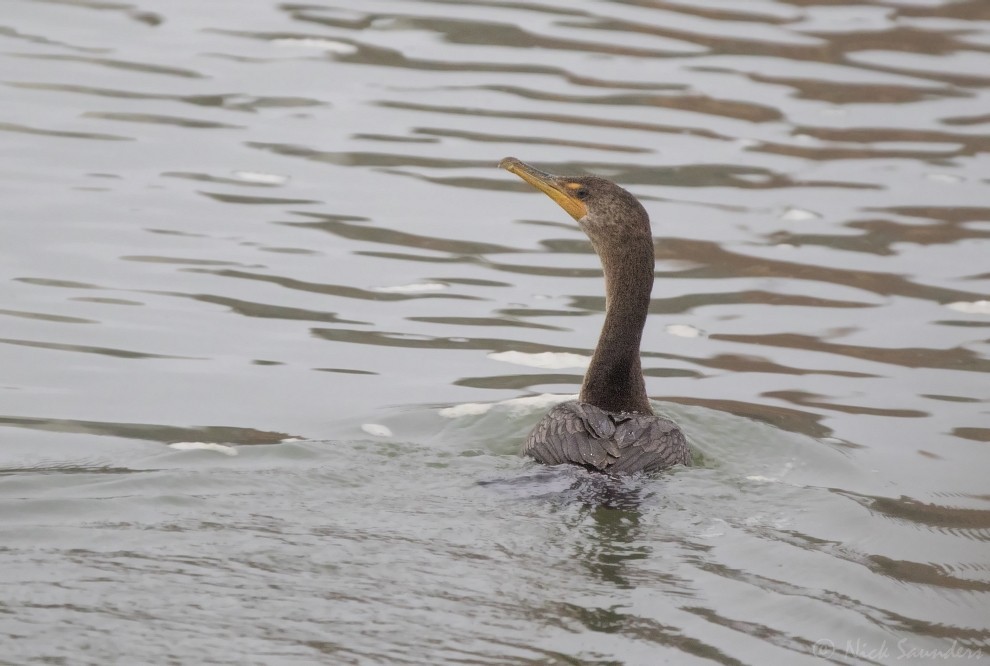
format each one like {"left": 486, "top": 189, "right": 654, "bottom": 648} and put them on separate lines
{"left": 575, "top": 188, "right": 589, "bottom": 199}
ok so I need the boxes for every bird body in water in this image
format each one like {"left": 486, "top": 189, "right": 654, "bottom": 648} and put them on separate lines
{"left": 499, "top": 157, "right": 691, "bottom": 475}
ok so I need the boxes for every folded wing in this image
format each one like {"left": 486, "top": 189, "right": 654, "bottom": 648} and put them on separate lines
{"left": 524, "top": 401, "right": 691, "bottom": 474}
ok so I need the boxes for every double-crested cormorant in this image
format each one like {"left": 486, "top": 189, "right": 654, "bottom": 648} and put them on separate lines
{"left": 499, "top": 157, "right": 691, "bottom": 474}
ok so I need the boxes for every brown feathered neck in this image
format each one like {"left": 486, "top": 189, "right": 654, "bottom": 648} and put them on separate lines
{"left": 579, "top": 226, "right": 655, "bottom": 415}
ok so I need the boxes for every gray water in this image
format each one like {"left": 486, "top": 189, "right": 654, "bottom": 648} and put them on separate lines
{"left": 1, "top": 0, "right": 989, "bottom": 664}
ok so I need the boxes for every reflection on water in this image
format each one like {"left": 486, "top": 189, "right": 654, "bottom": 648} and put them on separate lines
{"left": 1, "top": 0, "right": 988, "bottom": 663}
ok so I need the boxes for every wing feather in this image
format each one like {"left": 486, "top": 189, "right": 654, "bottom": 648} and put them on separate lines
{"left": 523, "top": 401, "right": 690, "bottom": 474}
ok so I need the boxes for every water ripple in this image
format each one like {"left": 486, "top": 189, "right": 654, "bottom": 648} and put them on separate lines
{"left": 2, "top": 0, "right": 988, "bottom": 662}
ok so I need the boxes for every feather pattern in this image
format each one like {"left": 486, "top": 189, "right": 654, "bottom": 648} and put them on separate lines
{"left": 524, "top": 401, "right": 691, "bottom": 474}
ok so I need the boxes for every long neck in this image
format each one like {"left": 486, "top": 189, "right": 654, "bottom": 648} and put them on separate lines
{"left": 579, "top": 235, "right": 655, "bottom": 414}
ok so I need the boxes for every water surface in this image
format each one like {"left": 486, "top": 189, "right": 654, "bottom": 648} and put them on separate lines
{"left": 1, "top": 0, "right": 988, "bottom": 663}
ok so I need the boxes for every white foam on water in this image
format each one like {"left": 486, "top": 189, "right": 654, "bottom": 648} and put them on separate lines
{"left": 487, "top": 351, "right": 590, "bottom": 369}
{"left": 779, "top": 207, "right": 821, "bottom": 222}
{"left": 233, "top": 171, "right": 288, "bottom": 185}
{"left": 665, "top": 324, "right": 704, "bottom": 338}
{"left": 361, "top": 423, "right": 393, "bottom": 437}
{"left": 167, "top": 442, "right": 238, "bottom": 456}
{"left": 439, "top": 393, "right": 577, "bottom": 419}
{"left": 925, "top": 172, "right": 963, "bottom": 183}
{"left": 372, "top": 282, "right": 447, "bottom": 294}
{"left": 946, "top": 300, "right": 990, "bottom": 315}
{"left": 270, "top": 38, "right": 358, "bottom": 54}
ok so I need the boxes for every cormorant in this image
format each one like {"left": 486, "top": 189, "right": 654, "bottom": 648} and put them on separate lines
{"left": 499, "top": 157, "right": 691, "bottom": 474}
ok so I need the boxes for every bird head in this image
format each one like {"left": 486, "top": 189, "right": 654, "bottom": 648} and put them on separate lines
{"left": 498, "top": 157, "right": 651, "bottom": 245}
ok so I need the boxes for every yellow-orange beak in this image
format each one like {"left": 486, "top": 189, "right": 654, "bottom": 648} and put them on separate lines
{"left": 499, "top": 157, "right": 588, "bottom": 221}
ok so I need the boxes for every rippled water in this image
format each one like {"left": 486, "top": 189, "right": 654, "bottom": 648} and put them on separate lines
{"left": 2, "top": 0, "right": 989, "bottom": 663}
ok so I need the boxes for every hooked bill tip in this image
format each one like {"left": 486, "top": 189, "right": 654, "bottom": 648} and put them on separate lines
{"left": 498, "top": 156, "right": 521, "bottom": 171}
